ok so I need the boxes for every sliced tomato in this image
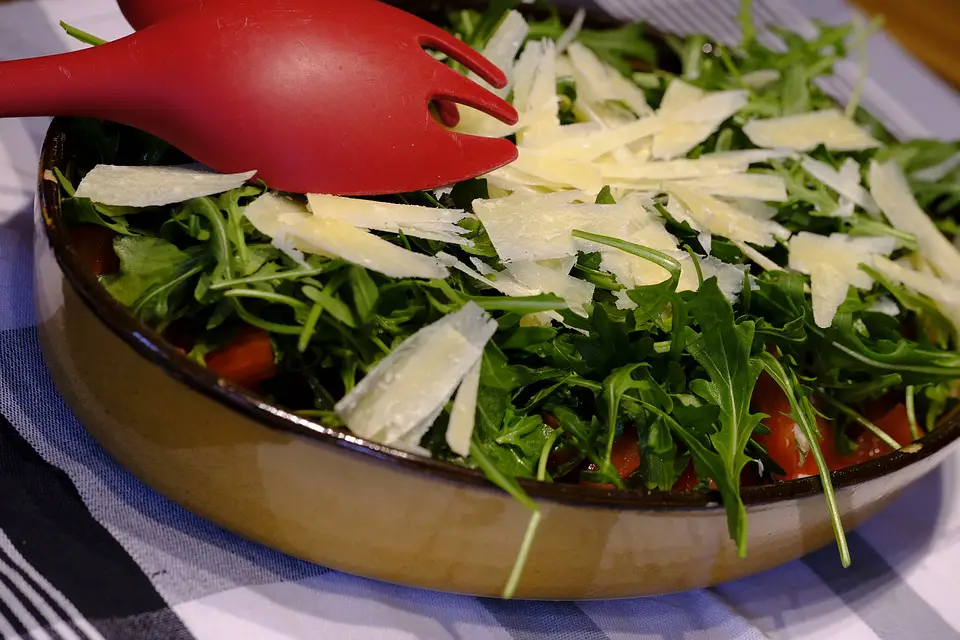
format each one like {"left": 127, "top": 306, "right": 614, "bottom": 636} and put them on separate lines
{"left": 750, "top": 373, "right": 841, "bottom": 480}
{"left": 834, "top": 403, "right": 917, "bottom": 468}
{"left": 72, "top": 225, "right": 119, "bottom": 277}
{"left": 205, "top": 327, "right": 277, "bottom": 391}
{"left": 580, "top": 429, "right": 642, "bottom": 489}
{"left": 671, "top": 461, "right": 699, "bottom": 491}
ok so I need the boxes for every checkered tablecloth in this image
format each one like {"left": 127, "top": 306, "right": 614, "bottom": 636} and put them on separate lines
{"left": 2, "top": 1, "right": 960, "bottom": 638}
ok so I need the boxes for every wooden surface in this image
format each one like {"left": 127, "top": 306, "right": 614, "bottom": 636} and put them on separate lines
{"left": 851, "top": 0, "right": 960, "bottom": 87}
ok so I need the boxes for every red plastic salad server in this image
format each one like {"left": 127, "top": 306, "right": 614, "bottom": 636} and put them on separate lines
{"left": 116, "top": 0, "right": 195, "bottom": 29}
{"left": 1, "top": 0, "right": 518, "bottom": 195}
{"left": 114, "top": 0, "right": 465, "bottom": 128}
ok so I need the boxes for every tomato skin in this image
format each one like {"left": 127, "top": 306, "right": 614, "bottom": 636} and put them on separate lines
{"left": 580, "top": 429, "right": 642, "bottom": 489}
{"left": 834, "top": 403, "right": 917, "bottom": 468}
{"left": 205, "top": 327, "right": 277, "bottom": 391}
{"left": 750, "top": 373, "right": 843, "bottom": 480}
{"left": 671, "top": 462, "right": 699, "bottom": 491}
{"left": 72, "top": 225, "right": 119, "bottom": 277}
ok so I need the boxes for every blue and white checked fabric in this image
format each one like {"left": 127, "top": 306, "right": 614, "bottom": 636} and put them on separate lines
{"left": 1, "top": 1, "right": 960, "bottom": 638}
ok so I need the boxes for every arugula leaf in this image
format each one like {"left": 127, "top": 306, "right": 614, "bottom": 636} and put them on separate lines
{"left": 102, "top": 236, "right": 193, "bottom": 306}
{"left": 759, "top": 352, "right": 850, "bottom": 567}
{"left": 686, "top": 278, "right": 764, "bottom": 555}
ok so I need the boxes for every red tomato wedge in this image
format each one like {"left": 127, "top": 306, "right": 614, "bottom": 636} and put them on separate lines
{"left": 72, "top": 225, "right": 119, "bottom": 277}
{"left": 580, "top": 429, "right": 642, "bottom": 489}
{"left": 205, "top": 327, "right": 277, "bottom": 391}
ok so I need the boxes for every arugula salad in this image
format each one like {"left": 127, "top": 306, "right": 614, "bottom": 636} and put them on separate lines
{"left": 55, "top": 1, "right": 960, "bottom": 595}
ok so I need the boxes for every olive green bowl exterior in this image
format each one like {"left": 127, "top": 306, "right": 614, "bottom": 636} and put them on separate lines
{"left": 32, "top": 122, "right": 960, "bottom": 598}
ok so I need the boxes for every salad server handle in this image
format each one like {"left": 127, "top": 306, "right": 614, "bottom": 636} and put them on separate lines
{"left": 0, "top": 42, "right": 141, "bottom": 121}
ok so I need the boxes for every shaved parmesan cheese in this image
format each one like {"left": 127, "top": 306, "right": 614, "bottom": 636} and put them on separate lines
{"left": 733, "top": 240, "right": 780, "bottom": 271}
{"left": 446, "top": 360, "right": 482, "bottom": 457}
{"left": 244, "top": 192, "right": 309, "bottom": 240}
{"left": 871, "top": 256, "right": 960, "bottom": 307}
{"left": 567, "top": 42, "right": 654, "bottom": 118}
{"left": 335, "top": 303, "right": 496, "bottom": 451}
{"left": 800, "top": 157, "right": 878, "bottom": 216}
{"left": 740, "top": 69, "right": 781, "bottom": 89}
{"left": 658, "top": 79, "right": 703, "bottom": 112}
{"left": 245, "top": 192, "right": 447, "bottom": 279}
{"left": 473, "top": 193, "right": 634, "bottom": 263}
{"left": 75, "top": 164, "right": 256, "bottom": 207}
{"left": 436, "top": 252, "right": 534, "bottom": 297}
{"left": 743, "top": 109, "right": 881, "bottom": 151}
{"left": 653, "top": 80, "right": 747, "bottom": 160}
{"left": 472, "top": 10, "right": 529, "bottom": 97}
{"left": 543, "top": 115, "right": 663, "bottom": 161}
{"left": 306, "top": 194, "right": 470, "bottom": 244}
{"left": 513, "top": 39, "right": 560, "bottom": 145}
{"left": 453, "top": 11, "right": 529, "bottom": 137}
{"left": 869, "top": 159, "right": 960, "bottom": 282}
{"left": 506, "top": 260, "right": 596, "bottom": 317}
{"left": 698, "top": 255, "right": 749, "bottom": 302}
{"left": 555, "top": 8, "right": 585, "bottom": 53}
{"left": 667, "top": 173, "right": 788, "bottom": 202}
{"left": 287, "top": 217, "right": 447, "bottom": 279}
{"left": 789, "top": 232, "right": 896, "bottom": 328}
{"left": 500, "top": 148, "right": 604, "bottom": 192}
{"left": 913, "top": 152, "right": 960, "bottom": 182}
{"left": 667, "top": 185, "right": 789, "bottom": 247}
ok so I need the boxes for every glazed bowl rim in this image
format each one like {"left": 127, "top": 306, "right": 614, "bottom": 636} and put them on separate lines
{"left": 35, "top": 113, "right": 960, "bottom": 512}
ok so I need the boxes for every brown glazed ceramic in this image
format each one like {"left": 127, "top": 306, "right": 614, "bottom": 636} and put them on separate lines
{"left": 30, "top": 5, "right": 960, "bottom": 599}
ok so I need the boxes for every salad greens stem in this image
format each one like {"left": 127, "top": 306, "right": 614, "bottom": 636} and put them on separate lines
{"left": 210, "top": 264, "right": 346, "bottom": 290}
{"left": 906, "top": 385, "right": 921, "bottom": 440}
{"left": 59, "top": 21, "right": 106, "bottom": 46}
{"left": 223, "top": 289, "right": 309, "bottom": 310}
{"left": 298, "top": 302, "right": 324, "bottom": 353}
{"left": 816, "top": 392, "right": 901, "bottom": 451}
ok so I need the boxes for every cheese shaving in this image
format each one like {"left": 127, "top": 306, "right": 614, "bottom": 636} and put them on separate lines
{"left": 869, "top": 159, "right": 960, "bottom": 282}
{"left": 789, "top": 232, "right": 896, "bottom": 328}
{"left": 306, "top": 194, "right": 471, "bottom": 244}
{"left": 742, "top": 109, "right": 882, "bottom": 151}
{"left": 667, "top": 185, "right": 790, "bottom": 247}
{"left": 75, "top": 164, "right": 256, "bottom": 207}
{"left": 335, "top": 302, "right": 496, "bottom": 452}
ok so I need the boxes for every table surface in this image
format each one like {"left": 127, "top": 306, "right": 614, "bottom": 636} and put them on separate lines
{"left": 851, "top": 0, "right": 960, "bottom": 87}
{"left": 0, "top": 2, "right": 959, "bottom": 640}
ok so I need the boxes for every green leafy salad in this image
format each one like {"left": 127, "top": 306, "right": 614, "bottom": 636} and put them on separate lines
{"left": 55, "top": 1, "right": 960, "bottom": 596}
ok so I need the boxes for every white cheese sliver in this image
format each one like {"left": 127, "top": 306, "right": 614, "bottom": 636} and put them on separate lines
{"left": 306, "top": 194, "right": 470, "bottom": 244}
{"left": 284, "top": 216, "right": 447, "bottom": 279}
{"left": 75, "top": 164, "right": 256, "bottom": 207}
{"left": 555, "top": 8, "right": 585, "bottom": 53}
{"left": 567, "top": 41, "right": 653, "bottom": 118}
{"left": 472, "top": 10, "right": 529, "bottom": 97}
{"left": 506, "top": 260, "right": 596, "bottom": 317}
{"left": 668, "top": 184, "right": 789, "bottom": 247}
{"left": 742, "top": 109, "right": 882, "bottom": 151}
{"left": 436, "top": 252, "right": 534, "bottom": 297}
{"left": 473, "top": 195, "right": 633, "bottom": 262}
{"left": 870, "top": 159, "right": 960, "bottom": 282}
{"left": 800, "top": 156, "right": 878, "bottom": 215}
{"left": 543, "top": 115, "right": 662, "bottom": 162}
{"left": 335, "top": 302, "right": 496, "bottom": 449}
{"left": 667, "top": 173, "right": 788, "bottom": 202}
{"left": 658, "top": 79, "right": 704, "bottom": 112}
{"left": 789, "top": 232, "right": 896, "bottom": 327}
{"left": 244, "top": 191, "right": 308, "bottom": 240}
{"left": 446, "top": 360, "right": 482, "bottom": 457}
{"left": 505, "top": 148, "right": 604, "bottom": 193}
{"left": 871, "top": 256, "right": 960, "bottom": 306}
{"left": 741, "top": 69, "right": 780, "bottom": 89}
{"left": 653, "top": 85, "right": 747, "bottom": 160}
